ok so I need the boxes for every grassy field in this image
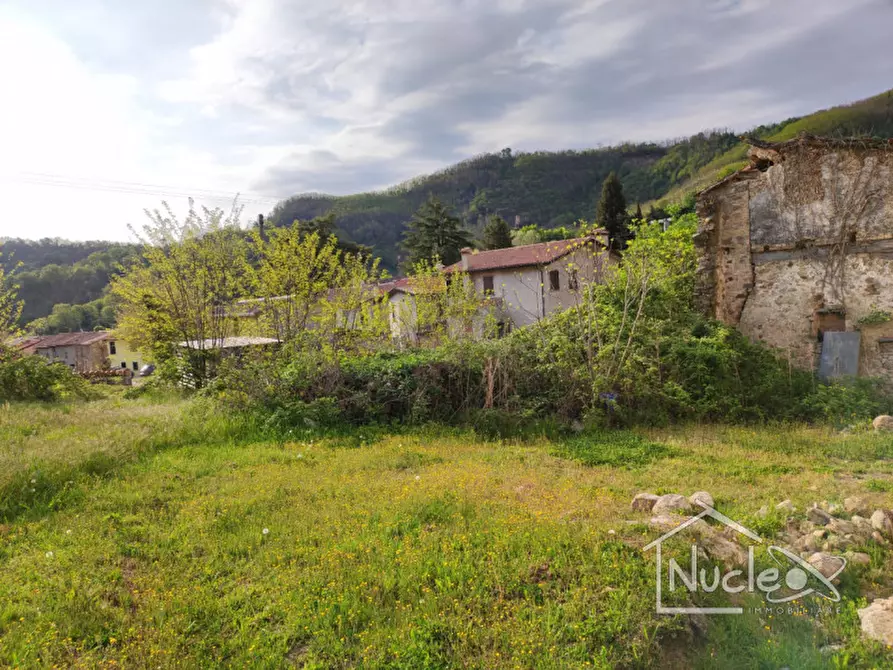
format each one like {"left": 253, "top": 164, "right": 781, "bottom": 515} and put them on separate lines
{"left": 1, "top": 397, "right": 893, "bottom": 668}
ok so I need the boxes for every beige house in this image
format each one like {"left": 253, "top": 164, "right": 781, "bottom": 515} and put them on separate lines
{"left": 695, "top": 135, "right": 893, "bottom": 380}
{"left": 443, "top": 234, "right": 615, "bottom": 329}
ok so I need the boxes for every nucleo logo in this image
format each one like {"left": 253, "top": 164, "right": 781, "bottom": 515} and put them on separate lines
{"left": 644, "top": 503, "right": 846, "bottom": 615}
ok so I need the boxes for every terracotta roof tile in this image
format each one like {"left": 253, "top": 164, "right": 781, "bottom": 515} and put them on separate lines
{"left": 443, "top": 236, "right": 603, "bottom": 273}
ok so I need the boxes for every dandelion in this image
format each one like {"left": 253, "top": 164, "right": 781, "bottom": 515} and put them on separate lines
{"left": 262, "top": 528, "right": 270, "bottom": 535}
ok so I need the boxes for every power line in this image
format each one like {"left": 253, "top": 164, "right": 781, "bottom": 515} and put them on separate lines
{"left": 0, "top": 171, "right": 287, "bottom": 205}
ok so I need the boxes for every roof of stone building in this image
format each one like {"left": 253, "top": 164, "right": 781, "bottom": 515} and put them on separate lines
{"left": 699, "top": 133, "right": 893, "bottom": 198}
{"left": 33, "top": 332, "right": 111, "bottom": 348}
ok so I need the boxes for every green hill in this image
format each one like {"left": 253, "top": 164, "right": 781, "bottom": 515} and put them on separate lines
{"left": 271, "top": 88, "right": 893, "bottom": 269}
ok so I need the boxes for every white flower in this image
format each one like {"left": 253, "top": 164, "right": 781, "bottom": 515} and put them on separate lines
{"left": 608, "top": 530, "right": 616, "bottom": 535}
{"left": 65, "top": 529, "right": 72, "bottom": 535}
{"left": 262, "top": 528, "right": 269, "bottom": 535}
{"left": 30, "top": 478, "right": 37, "bottom": 484}
{"left": 45, "top": 551, "right": 54, "bottom": 559}
{"left": 296, "top": 453, "right": 303, "bottom": 459}
{"left": 414, "top": 475, "right": 421, "bottom": 482}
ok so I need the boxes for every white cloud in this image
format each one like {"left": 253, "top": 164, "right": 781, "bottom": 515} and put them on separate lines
{"left": 1, "top": 0, "right": 893, "bottom": 240}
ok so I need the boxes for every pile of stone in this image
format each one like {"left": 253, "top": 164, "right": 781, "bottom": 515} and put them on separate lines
{"left": 632, "top": 490, "right": 893, "bottom": 645}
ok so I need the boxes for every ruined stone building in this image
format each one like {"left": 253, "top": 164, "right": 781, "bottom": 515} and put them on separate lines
{"left": 695, "top": 135, "right": 893, "bottom": 381}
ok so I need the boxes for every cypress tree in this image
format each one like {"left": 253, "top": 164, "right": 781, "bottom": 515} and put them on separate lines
{"left": 481, "top": 215, "right": 513, "bottom": 250}
{"left": 596, "top": 172, "right": 630, "bottom": 250}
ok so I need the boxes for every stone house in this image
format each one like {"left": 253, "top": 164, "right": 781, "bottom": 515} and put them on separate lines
{"left": 695, "top": 135, "right": 893, "bottom": 380}
{"left": 34, "top": 332, "right": 112, "bottom": 372}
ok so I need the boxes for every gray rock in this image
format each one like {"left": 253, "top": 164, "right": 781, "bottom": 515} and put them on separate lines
{"left": 827, "top": 519, "right": 856, "bottom": 536}
{"left": 873, "top": 415, "right": 893, "bottom": 433}
{"left": 652, "top": 494, "right": 694, "bottom": 517}
{"left": 776, "top": 500, "right": 795, "bottom": 514}
{"left": 870, "top": 510, "right": 893, "bottom": 538}
{"left": 806, "top": 553, "right": 846, "bottom": 580}
{"left": 689, "top": 491, "right": 715, "bottom": 509}
{"left": 794, "top": 534, "right": 821, "bottom": 554}
{"left": 845, "top": 496, "right": 870, "bottom": 516}
{"left": 699, "top": 529, "right": 747, "bottom": 566}
{"left": 756, "top": 506, "right": 769, "bottom": 518}
{"left": 649, "top": 515, "right": 685, "bottom": 532}
{"left": 808, "top": 507, "right": 833, "bottom": 526}
{"left": 822, "top": 536, "right": 853, "bottom": 552}
{"left": 851, "top": 515, "right": 872, "bottom": 530}
{"left": 846, "top": 552, "right": 872, "bottom": 567}
{"left": 631, "top": 493, "right": 659, "bottom": 512}
{"left": 858, "top": 596, "right": 893, "bottom": 645}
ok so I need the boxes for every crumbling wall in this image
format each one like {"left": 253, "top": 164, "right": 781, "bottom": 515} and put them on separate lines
{"left": 696, "top": 140, "right": 893, "bottom": 379}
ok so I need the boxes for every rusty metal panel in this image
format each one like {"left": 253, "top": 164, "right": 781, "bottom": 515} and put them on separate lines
{"left": 818, "top": 331, "right": 861, "bottom": 381}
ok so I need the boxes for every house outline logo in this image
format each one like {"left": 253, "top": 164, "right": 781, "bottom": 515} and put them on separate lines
{"left": 643, "top": 502, "right": 846, "bottom": 615}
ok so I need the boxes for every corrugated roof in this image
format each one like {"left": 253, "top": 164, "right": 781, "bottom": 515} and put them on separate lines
{"left": 177, "top": 336, "right": 280, "bottom": 349}
{"left": 443, "top": 236, "right": 603, "bottom": 274}
{"left": 33, "top": 332, "right": 110, "bottom": 348}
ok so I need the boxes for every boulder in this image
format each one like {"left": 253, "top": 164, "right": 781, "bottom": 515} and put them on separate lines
{"left": 699, "top": 529, "right": 747, "bottom": 566}
{"left": 652, "top": 494, "right": 694, "bottom": 517}
{"left": 631, "top": 493, "right": 660, "bottom": 512}
{"left": 806, "top": 553, "right": 846, "bottom": 580}
{"left": 845, "top": 497, "right": 870, "bottom": 516}
{"left": 807, "top": 507, "right": 833, "bottom": 526}
{"left": 858, "top": 596, "right": 893, "bottom": 646}
{"left": 776, "top": 500, "right": 795, "bottom": 514}
{"left": 689, "top": 491, "right": 715, "bottom": 509}
{"left": 873, "top": 415, "right": 893, "bottom": 433}
{"left": 870, "top": 510, "right": 893, "bottom": 538}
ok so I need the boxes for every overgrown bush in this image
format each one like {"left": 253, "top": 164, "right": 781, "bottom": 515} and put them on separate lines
{"left": 212, "top": 213, "right": 892, "bottom": 431}
{"left": 0, "top": 351, "right": 97, "bottom": 402}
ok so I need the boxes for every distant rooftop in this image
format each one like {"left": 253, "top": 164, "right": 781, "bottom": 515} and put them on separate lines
{"left": 177, "top": 336, "right": 280, "bottom": 349}
{"left": 442, "top": 234, "right": 607, "bottom": 274}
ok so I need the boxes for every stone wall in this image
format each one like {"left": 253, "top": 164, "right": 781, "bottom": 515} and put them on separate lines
{"left": 696, "top": 138, "right": 893, "bottom": 379}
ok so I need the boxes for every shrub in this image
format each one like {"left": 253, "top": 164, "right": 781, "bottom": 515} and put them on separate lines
{"left": 799, "top": 378, "right": 891, "bottom": 426}
{"left": 0, "top": 352, "right": 97, "bottom": 402}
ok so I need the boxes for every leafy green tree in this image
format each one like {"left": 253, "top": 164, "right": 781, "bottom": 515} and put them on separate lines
{"left": 596, "top": 172, "right": 630, "bottom": 250}
{"left": 0, "top": 246, "right": 23, "bottom": 340}
{"left": 111, "top": 200, "right": 250, "bottom": 386}
{"left": 481, "top": 215, "right": 513, "bottom": 250}
{"left": 248, "top": 224, "right": 387, "bottom": 346}
{"left": 401, "top": 197, "right": 473, "bottom": 269}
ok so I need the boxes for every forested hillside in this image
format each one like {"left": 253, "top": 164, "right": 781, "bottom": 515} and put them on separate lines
{"left": 0, "top": 239, "right": 139, "bottom": 327}
{"left": 272, "top": 89, "right": 893, "bottom": 269}
{"left": 3, "top": 88, "right": 893, "bottom": 328}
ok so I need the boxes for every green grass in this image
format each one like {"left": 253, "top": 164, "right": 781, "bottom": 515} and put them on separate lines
{"left": 1, "top": 399, "right": 893, "bottom": 668}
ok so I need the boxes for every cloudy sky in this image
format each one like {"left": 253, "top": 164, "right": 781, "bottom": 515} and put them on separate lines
{"left": 1, "top": 0, "right": 891, "bottom": 242}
